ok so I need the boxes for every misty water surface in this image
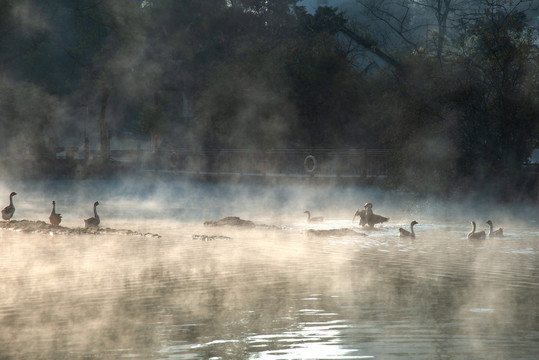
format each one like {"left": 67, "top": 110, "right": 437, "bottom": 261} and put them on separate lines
{"left": 0, "top": 178, "right": 538, "bottom": 360}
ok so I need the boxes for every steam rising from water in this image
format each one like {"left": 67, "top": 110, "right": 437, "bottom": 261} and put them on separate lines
{"left": 2, "top": 177, "right": 535, "bottom": 227}
{"left": 0, "top": 178, "right": 538, "bottom": 359}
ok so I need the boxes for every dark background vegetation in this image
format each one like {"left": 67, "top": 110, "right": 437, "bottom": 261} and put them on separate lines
{"left": 0, "top": 0, "right": 538, "bottom": 199}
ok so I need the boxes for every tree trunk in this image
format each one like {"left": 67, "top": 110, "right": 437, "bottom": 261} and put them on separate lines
{"left": 435, "top": 0, "right": 452, "bottom": 68}
{"left": 98, "top": 87, "right": 111, "bottom": 161}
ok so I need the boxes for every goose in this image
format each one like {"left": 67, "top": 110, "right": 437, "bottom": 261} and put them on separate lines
{"left": 84, "top": 201, "right": 100, "bottom": 228}
{"left": 399, "top": 220, "right": 418, "bottom": 238}
{"left": 467, "top": 221, "right": 486, "bottom": 240}
{"left": 304, "top": 210, "right": 324, "bottom": 223}
{"left": 49, "top": 200, "right": 62, "bottom": 226}
{"left": 354, "top": 202, "right": 389, "bottom": 228}
{"left": 353, "top": 204, "right": 368, "bottom": 226}
{"left": 2, "top": 192, "right": 17, "bottom": 220}
{"left": 486, "top": 220, "right": 503, "bottom": 237}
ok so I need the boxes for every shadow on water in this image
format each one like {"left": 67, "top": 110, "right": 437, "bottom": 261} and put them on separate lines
{"left": 0, "top": 179, "right": 538, "bottom": 359}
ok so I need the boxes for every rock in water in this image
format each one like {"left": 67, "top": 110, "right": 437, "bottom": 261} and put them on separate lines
{"left": 203, "top": 216, "right": 256, "bottom": 228}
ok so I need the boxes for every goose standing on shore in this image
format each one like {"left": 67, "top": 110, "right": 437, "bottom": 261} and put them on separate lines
{"left": 354, "top": 203, "right": 389, "bottom": 228}
{"left": 304, "top": 210, "right": 324, "bottom": 223}
{"left": 2, "top": 192, "right": 17, "bottom": 220}
{"left": 486, "top": 220, "right": 503, "bottom": 237}
{"left": 467, "top": 221, "right": 486, "bottom": 240}
{"left": 49, "top": 200, "right": 62, "bottom": 226}
{"left": 84, "top": 201, "right": 100, "bottom": 228}
{"left": 399, "top": 220, "right": 418, "bottom": 238}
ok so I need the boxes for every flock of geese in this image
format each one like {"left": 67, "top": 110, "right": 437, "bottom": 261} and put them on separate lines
{"left": 467, "top": 220, "right": 504, "bottom": 239}
{"left": 306, "top": 202, "right": 504, "bottom": 240}
{"left": 1, "top": 191, "right": 504, "bottom": 238}
{"left": 1, "top": 192, "right": 101, "bottom": 228}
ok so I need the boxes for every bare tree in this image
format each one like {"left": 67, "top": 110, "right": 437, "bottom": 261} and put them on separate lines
{"left": 411, "top": 0, "right": 461, "bottom": 65}
{"left": 357, "top": 0, "right": 422, "bottom": 52}
{"left": 355, "top": 0, "right": 480, "bottom": 65}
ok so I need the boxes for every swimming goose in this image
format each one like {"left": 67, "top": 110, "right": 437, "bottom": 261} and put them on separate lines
{"left": 49, "top": 200, "right": 62, "bottom": 226}
{"left": 304, "top": 210, "right": 324, "bottom": 223}
{"left": 354, "top": 203, "right": 389, "bottom": 228}
{"left": 467, "top": 221, "right": 486, "bottom": 240}
{"left": 2, "top": 192, "right": 17, "bottom": 220}
{"left": 399, "top": 220, "right": 418, "bottom": 238}
{"left": 486, "top": 220, "right": 503, "bottom": 237}
{"left": 84, "top": 201, "right": 100, "bottom": 228}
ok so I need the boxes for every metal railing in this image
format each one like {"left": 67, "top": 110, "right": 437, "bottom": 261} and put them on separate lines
{"left": 118, "top": 148, "right": 393, "bottom": 177}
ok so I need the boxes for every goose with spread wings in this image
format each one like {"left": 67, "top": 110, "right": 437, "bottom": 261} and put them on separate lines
{"left": 353, "top": 203, "right": 389, "bottom": 228}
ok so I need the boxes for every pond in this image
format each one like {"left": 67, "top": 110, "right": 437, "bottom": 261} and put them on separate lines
{"left": 0, "top": 179, "right": 537, "bottom": 359}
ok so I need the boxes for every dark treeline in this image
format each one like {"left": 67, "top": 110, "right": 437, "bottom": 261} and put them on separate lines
{"left": 0, "top": 0, "right": 538, "bottom": 199}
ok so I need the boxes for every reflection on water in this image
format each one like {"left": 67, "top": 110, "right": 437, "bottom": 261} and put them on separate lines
{"left": 0, "top": 180, "right": 538, "bottom": 360}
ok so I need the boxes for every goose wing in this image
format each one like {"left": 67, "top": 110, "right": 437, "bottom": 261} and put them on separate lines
{"left": 491, "top": 228, "right": 504, "bottom": 237}
{"left": 468, "top": 231, "right": 486, "bottom": 240}
{"left": 399, "top": 227, "right": 411, "bottom": 237}
{"left": 2, "top": 205, "right": 14, "bottom": 220}
{"left": 353, "top": 209, "right": 367, "bottom": 225}
{"left": 49, "top": 213, "right": 62, "bottom": 226}
{"left": 84, "top": 216, "right": 100, "bottom": 228}
{"left": 84, "top": 219, "right": 95, "bottom": 228}
{"left": 370, "top": 213, "right": 389, "bottom": 225}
